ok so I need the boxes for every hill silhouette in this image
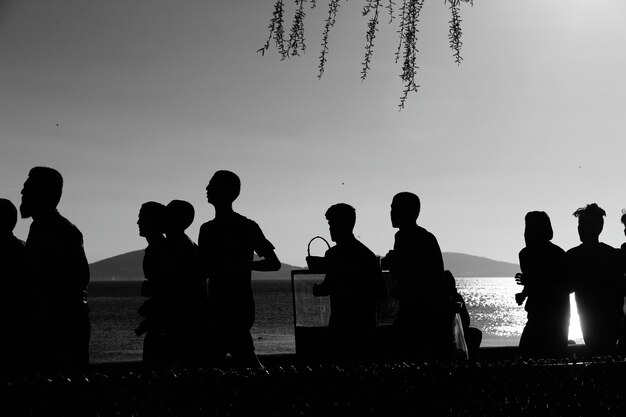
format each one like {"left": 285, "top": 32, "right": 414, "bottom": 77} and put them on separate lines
{"left": 89, "top": 250, "right": 519, "bottom": 281}
{"left": 442, "top": 252, "right": 519, "bottom": 278}
{"left": 89, "top": 249, "right": 302, "bottom": 281}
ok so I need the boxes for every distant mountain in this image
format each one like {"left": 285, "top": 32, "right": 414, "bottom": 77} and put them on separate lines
{"left": 89, "top": 249, "right": 519, "bottom": 281}
{"left": 443, "top": 252, "right": 519, "bottom": 278}
{"left": 89, "top": 249, "right": 303, "bottom": 281}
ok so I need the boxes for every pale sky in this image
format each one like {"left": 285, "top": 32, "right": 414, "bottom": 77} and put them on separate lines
{"left": 1, "top": 0, "right": 626, "bottom": 266}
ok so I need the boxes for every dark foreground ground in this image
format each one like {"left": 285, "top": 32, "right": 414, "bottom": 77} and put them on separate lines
{"left": 3, "top": 347, "right": 626, "bottom": 416}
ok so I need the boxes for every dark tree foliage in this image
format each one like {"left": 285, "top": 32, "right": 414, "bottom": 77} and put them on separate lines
{"left": 258, "top": 0, "right": 473, "bottom": 109}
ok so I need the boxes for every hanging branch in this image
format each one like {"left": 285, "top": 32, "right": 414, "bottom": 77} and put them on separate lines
{"left": 258, "top": 0, "right": 289, "bottom": 59}
{"left": 318, "top": 0, "right": 342, "bottom": 79}
{"left": 448, "top": 0, "right": 463, "bottom": 64}
{"left": 386, "top": 0, "right": 396, "bottom": 23}
{"left": 361, "top": 0, "right": 382, "bottom": 82}
{"left": 394, "top": 0, "right": 409, "bottom": 64}
{"left": 288, "top": 0, "right": 307, "bottom": 56}
{"left": 399, "top": 0, "right": 424, "bottom": 109}
{"left": 259, "top": 0, "right": 474, "bottom": 107}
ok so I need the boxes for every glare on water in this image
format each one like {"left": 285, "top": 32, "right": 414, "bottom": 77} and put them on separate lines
{"left": 457, "top": 277, "right": 585, "bottom": 345}
{"left": 568, "top": 293, "right": 584, "bottom": 343}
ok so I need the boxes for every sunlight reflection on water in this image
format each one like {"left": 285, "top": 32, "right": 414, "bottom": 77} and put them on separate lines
{"left": 457, "top": 278, "right": 584, "bottom": 344}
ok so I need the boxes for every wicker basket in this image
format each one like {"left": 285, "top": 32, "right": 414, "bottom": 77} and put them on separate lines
{"left": 306, "top": 236, "right": 331, "bottom": 272}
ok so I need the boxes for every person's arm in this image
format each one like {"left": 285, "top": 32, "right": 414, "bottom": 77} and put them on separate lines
{"left": 250, "top": 221, "right": 281, "bottom": 271}
{"left": 313, "top": 278, "right": 330, "bottom": 297}
{"left": 251, "top": 249, "right": 281, "bottom": 271}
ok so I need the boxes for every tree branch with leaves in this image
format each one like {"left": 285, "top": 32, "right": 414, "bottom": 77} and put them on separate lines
{"left": 258, "top": 0, "right": 473, "bottom": 109}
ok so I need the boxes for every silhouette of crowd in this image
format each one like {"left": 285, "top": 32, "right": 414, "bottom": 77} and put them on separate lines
{"left": 3, "top": 166, "right": 626, "bottom": 376}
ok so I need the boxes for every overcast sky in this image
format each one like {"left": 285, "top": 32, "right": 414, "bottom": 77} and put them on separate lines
{"left": 1, "top": 0, "right": 625, "bottom": 267}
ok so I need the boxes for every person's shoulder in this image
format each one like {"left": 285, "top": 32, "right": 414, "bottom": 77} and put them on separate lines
{"left": 4, "top": 235, "right": 25, "bottom": 252}
{"left": 599, "top": 242, "right": 617, "bottom": 251}
{"left": 9, "top": 234, "right": 25, "bottom": 247}
{"left": 184, "top": 234, "right": 197, "bottom": 248}
{"left": 354, "top": 239, "right": 376, "bottom": 258}
{"left": 235, "top": 213, "right": 258, "bottom": 227}
{"left": 416, "top": 225, "right": 437, "bottom": 239}
{"left": 55, "top": 213, "right": 84, "bottom": 241}
{"left": 199, "top": 220, "right": 214, "bottom": 232}
{"left": 599, "top": 242, "right": 622, "bottom": 258}
{"left": 325, "top": 244, "right": 340, "bottom": 258}
{"left": 234, "top": 213, "right": 266, "bottom": 234}
{"left": 565, "top": 244, "right": 583, "bottom": 256}
{"left": 547, "top": 241, "right": 566, "bottom": 255}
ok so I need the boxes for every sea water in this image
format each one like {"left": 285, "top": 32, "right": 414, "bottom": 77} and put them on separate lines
{"left": 88, "top": 278, "right": 585, "bottom": 363}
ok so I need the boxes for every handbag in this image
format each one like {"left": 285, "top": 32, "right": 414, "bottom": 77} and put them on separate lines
{"left": 305, "top": 236, "right": 331, "bottom": 272}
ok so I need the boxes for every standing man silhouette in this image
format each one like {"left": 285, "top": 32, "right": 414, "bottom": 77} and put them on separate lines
{"left": 163, "top": 199, "right": 206, "bottom": 367}
{"left": 135, "top": 201, "right": 171, "bottom": 367}
{"left": 20, "top": 167, "right": 90, "bottom": 373}
{"left": 381, "top": 192, "right": 452, "bottom": 361}
{"left": 199, "top": 170, "right": 281, "bottom": 367}
{"left": 617, "top": 210, "right": 626, "bottom": 352}
{"left": 566, "top": 203, "right": 623, "bottom": 356}
{"left": 0, "top": 198, "right": 31, "bottom": 374}
{"left": 313, "top": 203, "right": 387, "bottom": 361}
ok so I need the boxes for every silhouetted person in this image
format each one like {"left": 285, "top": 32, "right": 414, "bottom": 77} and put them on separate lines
{"left": 565, "top": 203, "right": 623, "bottom": 356}
{"left": 616, "top": 210, "right": 626, "bottom": 352}
{"left": 163, "top": 199, "right": 207, "bottom": 367}
{"left": 20, "top": 167, "right": 90, "bottom": 373}
{"left": 135, "top": 201, "right": 171, "bottom": 367}
{"left": 198, "top": 170, "right": 281, "bottom": 367}
{"left": 0, "top": 198, "right": 31, "bottom": 375}
{"left": 312, "top": 203, "right": 387, "bottom": 361}
{"left": 381, "top": 192, "right": 452, "bottom": 361}
{"left": 514, "top": 211, "right": 569, "bottom": 358}
{"left": 443, "top": 270, "right": 482, "bottom": 360}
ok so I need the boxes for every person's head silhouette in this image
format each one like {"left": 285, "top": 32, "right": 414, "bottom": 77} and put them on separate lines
{"left": 165, "top": 200, "right": 195, "bottom": 235}
{"left": 573, "top": 203, "right": 605, "bottom": 244}
{"left": 0, "top": 198, "right": 18, "bottom": 236}
{"left": 205, "top": 170, "right": 240, "bottom": 208}
{"left": 138, "top": 201, "right": 166, "bottom": 239}
{"left": 390, "top": 192, "right": 420, "bottom": 229}
{"left": 524, "top": 211, "right": 553, "bottom": 247}
{"left": 20, "top": 167, "right": 63, "bottom": 219}
{"left": 325, "top": 203, "right": 356, "bottom": 243}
